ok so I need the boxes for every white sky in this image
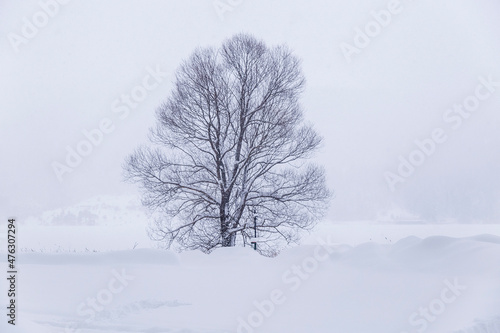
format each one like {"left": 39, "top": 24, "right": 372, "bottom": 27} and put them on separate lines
{"left": 1, "top": 0, "right": 500, "bottom": 222}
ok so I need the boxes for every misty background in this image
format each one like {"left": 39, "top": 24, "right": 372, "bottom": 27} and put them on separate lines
{"left": 1, "top": 0, "right": 500, "bottom": 224}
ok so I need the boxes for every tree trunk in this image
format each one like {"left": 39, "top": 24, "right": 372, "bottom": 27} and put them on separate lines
{"left": 220, "top": 193, "right": 233, "bottom": 247}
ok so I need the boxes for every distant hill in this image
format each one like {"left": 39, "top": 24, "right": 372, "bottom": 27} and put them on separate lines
{"left": 26, "top": 195, "right": 148, "bottom": 226}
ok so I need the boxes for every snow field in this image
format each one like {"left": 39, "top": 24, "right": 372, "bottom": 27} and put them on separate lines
{"left": 1, "top": 232, "right": 499, "bottom": 332}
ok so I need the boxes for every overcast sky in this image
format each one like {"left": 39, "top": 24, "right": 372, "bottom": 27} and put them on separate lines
{"left": 2, "top": 0, "right": 500, "bottom": 223}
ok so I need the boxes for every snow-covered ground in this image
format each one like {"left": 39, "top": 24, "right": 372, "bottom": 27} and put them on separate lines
{"left": 1, "top": 222, "right": 500, "bottom": 333}
{"left": 7, "top": 218, "right": 500, "bottom": 251}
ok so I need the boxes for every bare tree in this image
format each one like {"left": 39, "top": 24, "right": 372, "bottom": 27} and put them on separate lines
{"left": 124, "top": 34, "right": 330, "bottom": 255}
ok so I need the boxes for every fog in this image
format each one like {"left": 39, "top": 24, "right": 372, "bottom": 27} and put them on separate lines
{"left": 1, "top": 0, "right": 500, "bottom": 223}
